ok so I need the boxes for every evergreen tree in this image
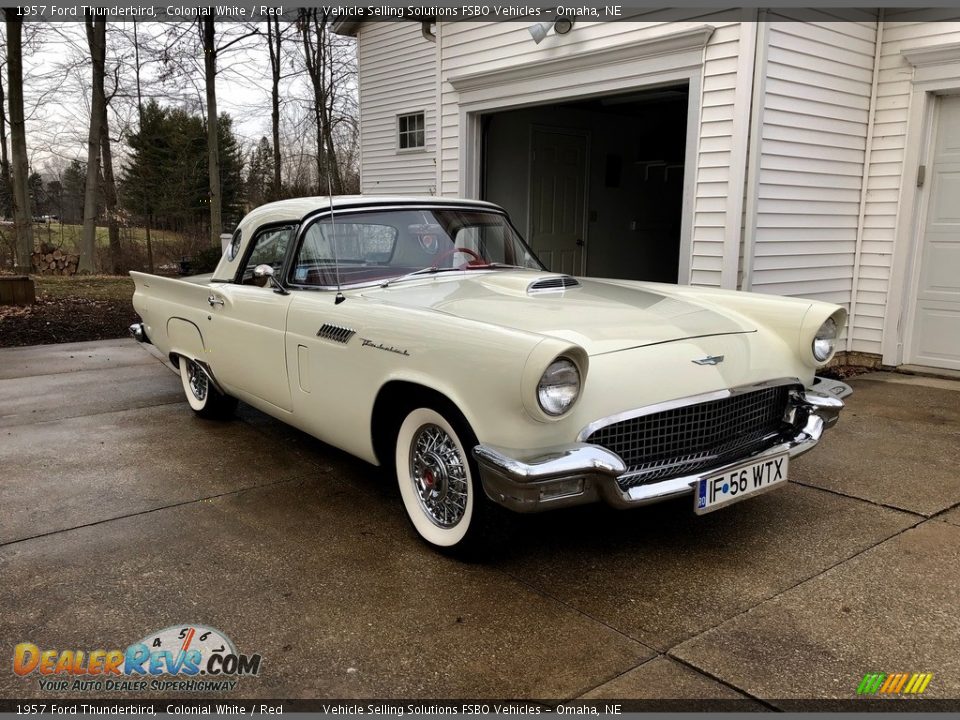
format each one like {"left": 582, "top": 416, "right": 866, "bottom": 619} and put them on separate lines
{"left": 120, "top": 101, "right": 245, "bottom": 234}
{"left": 61, "top": 160, "right": 86, "bottom": 224}
{"left": 245, "top": 136, "right": 274, "bottom": 210}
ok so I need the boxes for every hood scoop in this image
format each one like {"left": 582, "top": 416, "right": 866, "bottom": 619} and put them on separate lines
{"left": 527, "top": 275, "right": 581, "bottom": 294}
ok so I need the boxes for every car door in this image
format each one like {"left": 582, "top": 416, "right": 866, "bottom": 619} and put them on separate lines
{"left": 204, "top": 224, "right": 296, "bottom": 412}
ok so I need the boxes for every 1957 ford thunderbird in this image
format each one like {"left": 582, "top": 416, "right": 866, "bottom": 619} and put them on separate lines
{"left": 130, "top": 196, "right": 851, "bottom": 552}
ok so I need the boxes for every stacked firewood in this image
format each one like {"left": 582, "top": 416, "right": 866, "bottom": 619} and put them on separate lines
{"left": 30, "top": 244, "right": 80, "bottom": 275}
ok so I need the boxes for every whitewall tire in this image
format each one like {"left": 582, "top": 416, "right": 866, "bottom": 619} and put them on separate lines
{"left": 395, "top": 407, "right": 478, "bottom": 549}
{"left": 178, "top": 356, "right": 237, "bottom": 419}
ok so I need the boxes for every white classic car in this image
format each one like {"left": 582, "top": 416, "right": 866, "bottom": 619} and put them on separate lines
{"left": 130, "top": 196, "right": 850, "bottom": 553}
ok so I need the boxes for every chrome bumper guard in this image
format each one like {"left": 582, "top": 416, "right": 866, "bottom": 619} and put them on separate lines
{"left": 472, "top": 377, "right": 851, "bottom": 513}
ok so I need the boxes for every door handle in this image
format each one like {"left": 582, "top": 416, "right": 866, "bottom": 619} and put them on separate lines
{"left": 207, "top": 295, "right": 224, "bottom": 307}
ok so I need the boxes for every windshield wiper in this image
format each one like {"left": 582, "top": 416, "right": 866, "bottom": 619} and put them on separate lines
{"left": 380, "top": 266, "right": 463, "bottom": 288}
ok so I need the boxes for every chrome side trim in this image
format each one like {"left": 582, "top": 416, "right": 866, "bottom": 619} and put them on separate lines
{"left": 316, "top": 323, "right": 356, "bottom": 344}
{"left": 577, "top": 376, "right": 802, "bottom": 442}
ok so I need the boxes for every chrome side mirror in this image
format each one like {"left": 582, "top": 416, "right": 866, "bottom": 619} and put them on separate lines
{"left": 252, "top": 263, "right": 290, "bottom": 295}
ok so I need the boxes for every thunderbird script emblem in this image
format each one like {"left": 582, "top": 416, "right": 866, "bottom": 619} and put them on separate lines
{"left": 692, "top": 355, "right": 725, "bottom": 366}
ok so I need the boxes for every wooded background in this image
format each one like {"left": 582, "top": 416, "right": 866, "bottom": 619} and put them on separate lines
{"left": 0, "top": 13, "right": 359, "bottom": 275}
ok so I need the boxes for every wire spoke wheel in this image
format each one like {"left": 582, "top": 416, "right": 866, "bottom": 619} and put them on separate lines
{"left": 178, "top": 355, "right": 236, "bottom": 420}
{"left": 186, "top": 360, "right": 208, "bottom": 402}
{"left": 395, "top": 406, "right": 478, "bottom": 549}
{"left": 409, "top": 423, "right": 469, "bottom": 528}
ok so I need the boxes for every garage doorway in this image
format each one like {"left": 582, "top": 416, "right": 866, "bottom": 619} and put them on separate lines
{"left": 481, "top": 85, "right": 689, "bottom": 283}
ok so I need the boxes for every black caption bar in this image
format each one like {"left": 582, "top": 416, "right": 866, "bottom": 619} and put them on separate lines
{"left": 2, "top": 698, "right": 960, "bottom": 713}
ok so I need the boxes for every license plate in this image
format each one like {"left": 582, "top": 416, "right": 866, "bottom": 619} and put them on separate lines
{"left": 695, "top": 453, "right": 789, "bottom": 514}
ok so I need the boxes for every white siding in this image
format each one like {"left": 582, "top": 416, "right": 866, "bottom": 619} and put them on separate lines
{"left": 857, "top": 17, "right": 960, "bottom": 355}
{"left": 357, "top": 23, "right": 437, "bottom": 195}
{"left": 439, "top": 19, "right": 746, "bottom": 288}
{"left": 748, "top": 15, "right": 878, "bottom": 319}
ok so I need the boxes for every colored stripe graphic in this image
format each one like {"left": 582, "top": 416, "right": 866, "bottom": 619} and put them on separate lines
{"left": 858, "top": 672, "right": 933, "bottom": 695}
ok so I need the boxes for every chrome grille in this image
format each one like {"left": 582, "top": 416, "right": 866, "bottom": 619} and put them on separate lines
{"left": 586, "top": 385, "right": 796, "bottom": 490}
{"left": 316, "top": 323, "right": 355, "bottom": 344}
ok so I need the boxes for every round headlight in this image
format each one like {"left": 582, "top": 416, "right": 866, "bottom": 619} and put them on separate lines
{"left": 537, "top": 357, "right": 581, "bottom": 416}
{"left": 813, "top": 316, "right": 838, "bottom": 362}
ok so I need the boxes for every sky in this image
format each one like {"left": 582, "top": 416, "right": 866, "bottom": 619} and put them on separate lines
{"left": 10, "top": 20, "right": 355, "bottom": 180}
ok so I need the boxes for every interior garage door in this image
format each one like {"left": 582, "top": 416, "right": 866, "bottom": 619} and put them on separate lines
{"left": 910, "top": 94, "right": 960, "bottom": 371}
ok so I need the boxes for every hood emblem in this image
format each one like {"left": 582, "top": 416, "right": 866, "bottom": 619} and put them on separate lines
{"left": 692, "top": 355, "right": 725, "bottom": 366}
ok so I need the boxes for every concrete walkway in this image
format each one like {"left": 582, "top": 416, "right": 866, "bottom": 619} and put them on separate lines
{"left": 1, "top": 339, "right": 958, "bottom": 706}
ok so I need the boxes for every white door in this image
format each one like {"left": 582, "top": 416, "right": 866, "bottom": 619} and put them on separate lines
{"left": 910, "top": 95, "right": 960, "bottom": 370}
{"left": 528, "top": 128, "right": 588, "bottom": 275}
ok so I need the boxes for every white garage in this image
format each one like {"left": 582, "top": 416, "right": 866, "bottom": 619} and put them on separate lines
{"left": 337, "top": 15, "right": 960, "bottom": 373}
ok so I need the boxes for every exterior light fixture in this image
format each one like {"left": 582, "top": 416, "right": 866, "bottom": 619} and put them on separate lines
{"left": 528, "top": 18, "right": 575, "bottom": 44}
{"left": 554, "top": 17, "right": 574, "bottom": 35}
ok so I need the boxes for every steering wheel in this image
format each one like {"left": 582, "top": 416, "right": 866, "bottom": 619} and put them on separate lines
{"left": 434, "top": 246, "right": 485, "bottom": 268}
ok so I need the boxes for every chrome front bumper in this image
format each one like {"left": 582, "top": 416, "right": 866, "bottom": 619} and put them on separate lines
{"left": 472, "top": 377, "right": 851, "bottom": 513}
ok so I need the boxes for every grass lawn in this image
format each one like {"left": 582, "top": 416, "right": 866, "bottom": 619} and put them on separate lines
{"left": 35, "top": 274, "right": 135, "bottom": 301}
{"left": 33, "top": 222, "right": 183, "bottom": 249}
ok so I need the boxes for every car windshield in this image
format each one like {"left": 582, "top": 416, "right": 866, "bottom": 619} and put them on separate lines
{"left": 289, "top": 207, "right": 543, "bottom": 288}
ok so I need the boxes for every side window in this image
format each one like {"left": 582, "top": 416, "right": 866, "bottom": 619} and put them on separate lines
{"left": 292, "top": 220, "right": 398, "bottom": 286}
{"left": 238, "top": 226, "right": 294, "bottom": 285}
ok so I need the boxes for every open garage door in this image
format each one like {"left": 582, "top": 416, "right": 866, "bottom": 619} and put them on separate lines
{"left": 481, "top": 85, "right": 689, "bottom": 283}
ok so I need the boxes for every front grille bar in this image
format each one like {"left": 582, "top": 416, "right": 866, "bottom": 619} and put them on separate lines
{"left": 584, "top": 384, "right": 800, "bottom": 490}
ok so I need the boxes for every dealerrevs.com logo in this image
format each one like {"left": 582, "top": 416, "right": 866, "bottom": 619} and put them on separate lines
{"left": 13, "top": 624, "right": 262, "bottom": 693}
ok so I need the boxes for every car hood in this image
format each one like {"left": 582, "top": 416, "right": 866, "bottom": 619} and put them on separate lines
{"left": 361, "top": 271, "right": 755, "bottom": 355}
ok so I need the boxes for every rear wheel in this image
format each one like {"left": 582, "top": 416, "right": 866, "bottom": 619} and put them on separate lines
{"left": 178, "top": 357, "right": 237, "bottom": 420}
{"left": 395, "top": 406, "right": 492, "bottom": 553}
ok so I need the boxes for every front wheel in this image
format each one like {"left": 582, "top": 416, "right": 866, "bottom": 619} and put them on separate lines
{"left": 395, "top": 406, "right": 490, "bottom": 553}
{"left": 178, "top": 356, "right": 237, "bottom": 420}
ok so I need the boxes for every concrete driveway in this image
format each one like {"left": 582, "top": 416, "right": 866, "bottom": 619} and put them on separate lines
{"left": 1, "top": 339, "right": 958, "bottom": 708}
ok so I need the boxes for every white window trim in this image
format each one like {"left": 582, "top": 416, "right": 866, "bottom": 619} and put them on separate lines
{"left": 396, "top": 110, "right": 427, "bottom": 153}
{"left": 882, "top": 42, "right": 960, "bottom": 366}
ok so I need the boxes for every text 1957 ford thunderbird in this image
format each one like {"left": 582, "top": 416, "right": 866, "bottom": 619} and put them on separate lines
{"left": 130, "top": 196, "right": 851, "bottom": 553}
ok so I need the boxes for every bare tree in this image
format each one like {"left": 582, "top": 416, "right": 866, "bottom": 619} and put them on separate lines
{"left": 79, "top": 15, "right": 106, "bottom": 273}
{"left": 297, "top": 8, "right": 355, "bottom": 195}
{"left": 265, "top": 17, "right": 288, "bottom": 199}
{"left": 132, "top": 20, "right": 153, "bottom": 272}
{"left": 196, "top": 15, "right": 258, "bottom": 246}
{"left": 200, "top": 16, "right": 221, "bottom": 247}
{"left": 0, "top": 27, "right": 9, "bottom": 198}
{"left": 4, "top": 11, "right": 32, "bottom": 272}
{"left": 101, "top": 63, "right": 121, "bottom": 274}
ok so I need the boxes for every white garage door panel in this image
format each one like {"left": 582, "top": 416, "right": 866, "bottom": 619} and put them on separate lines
{"left": 919, "top": 240, "right": 960, "bottom": 298}
{"left": 913, "top": 304, "right": 960, "bottom": 368}
{"left": 910, "top": 95, "right": 960, "bottom": 371}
